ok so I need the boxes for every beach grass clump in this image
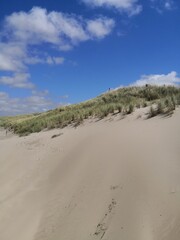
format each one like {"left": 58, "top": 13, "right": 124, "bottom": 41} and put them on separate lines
{"left": 122, "top": 104, "right": 134, "bottom": 115}
{"left": 175, "top": 93, "right": 180, "bottom": 105}
{"left": 156, "top": 101, "right": 164, "bottom": 114}
{"left": 117, "top": 104, "right": 122, "bottom": 113}
{"left": 148, "top": 106, "right": 157, "bottom": 118}
{"left": 97, "top": 106, "right": 109, "bottom": 118}
{"left": 127, "top": 104, "right": 134, "bottom": 114}
{"left": 148, "top": 95, "right": 178, "bottom": 118}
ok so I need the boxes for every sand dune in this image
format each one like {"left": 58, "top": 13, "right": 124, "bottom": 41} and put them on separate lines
{"left": 0, "top": 108, "right": 180, "bottom": 240}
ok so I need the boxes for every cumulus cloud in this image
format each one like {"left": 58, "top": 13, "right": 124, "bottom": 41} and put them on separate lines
{"left": 0, "top": 51, "right": 64, "bottom": 88}
{"left": 5, "top": 7, "right": 86, "bottom": 45}
{"left": 0, "top": 42, "right": 65, "bottom": 73}
{"left": 4, "top": 7, "right": 115, "bottom": 48}
{"left": 87, "top": 18, "right": 115, "bottom": 38}
{"left": 0, "top": 91, "right": 59, "bottom": 116}
{"left": 132, "top": 71, "right": 180, "bottom": 86}
{"left": 0, "top": 42, "right": 26, "bottom": 71}
{"left": 82, "top": 0, "right": 142, "bottom": 16}
{"left": 0, "top": 72, "right": 34, "bottom": 88}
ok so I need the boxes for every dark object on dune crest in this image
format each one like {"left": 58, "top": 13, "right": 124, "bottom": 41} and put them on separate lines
{"left": 51, "top": 133, "right": 63, "bottom": 139}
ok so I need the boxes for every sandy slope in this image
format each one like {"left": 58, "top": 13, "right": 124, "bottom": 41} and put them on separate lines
{"left": 0, "top": 108, "right": 180, "bottom": 240}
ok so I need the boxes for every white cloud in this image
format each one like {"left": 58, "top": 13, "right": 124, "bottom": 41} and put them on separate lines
{"left": 46, "top": 56, "right": 65, "bottom": 65}
{"left": 24, "top": 56, "right": 45, "bottom": 65}
{"left": 4, "top": 7, "right": 114, "bottom": 48}
{"left": 0, "top": 91, "right": 59, "bottom": 116}
{"left": 24, "top": 55, "right": 65, "bottom": 66}
{"left": 133, "top": 71, "right": 180, "bottom": 86}
{"left": 87, "top": 18, "right": 115, "bottom": 39}
{"left": 82, "top": 0, "right": 142, "bottom": 16}
{"left": 0, "top": 42, "right": 65, "bottom": 73}
{"left": 0, "top": 42, "right": 26, "bottom": 71}
{"left": 5, "top": 7, "right": 59, "bottom": 45}
{"left": 0, "top": 72, "right": 34, "bottom": 89}
{"left": 0, "top": 47, "right": 64, "bottom": 88}
{"left": 53, "top": 57, "right": 65, "bottom": 64}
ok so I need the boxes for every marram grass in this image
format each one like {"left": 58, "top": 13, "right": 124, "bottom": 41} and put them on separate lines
{"left": 0, "top": 85, "right": 180, "bottom": 136}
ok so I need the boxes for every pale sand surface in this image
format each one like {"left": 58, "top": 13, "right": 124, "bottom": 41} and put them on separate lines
{"left": 0, "top": 108, "right": 180, "bottom": 240}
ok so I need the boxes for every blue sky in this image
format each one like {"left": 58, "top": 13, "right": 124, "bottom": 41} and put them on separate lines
{"left": 0, "top": 0, "right": 180, "bottom": 115}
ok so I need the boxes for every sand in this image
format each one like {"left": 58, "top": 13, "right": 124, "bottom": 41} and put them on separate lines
{"left": 0, "top": 108, "right": 180, "bottom": 240}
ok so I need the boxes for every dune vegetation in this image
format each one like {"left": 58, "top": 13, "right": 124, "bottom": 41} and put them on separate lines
{"left": 0, "top": 85, "right": 180, "bottom": 136}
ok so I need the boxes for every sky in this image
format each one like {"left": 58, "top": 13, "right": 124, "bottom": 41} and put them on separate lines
{"left": 0, "top": 0, "right": 180, "bottom": 115}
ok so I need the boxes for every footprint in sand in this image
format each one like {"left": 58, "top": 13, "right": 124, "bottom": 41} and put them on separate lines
{"left": 93, "top": 198, "right": 117, "bottom": 239}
